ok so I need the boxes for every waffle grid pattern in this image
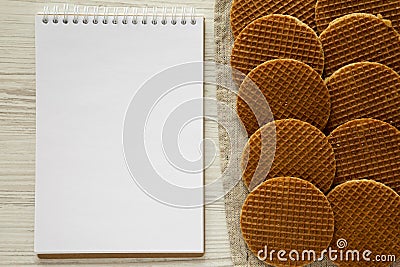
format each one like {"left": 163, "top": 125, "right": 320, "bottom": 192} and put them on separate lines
{"left": 231, "top": 14, "right": 324, "bottom": 84}
{"left": 240, "top": 177, "right": 334, "bottom": 267}
{"left": 230, "top": 0, "right": 317, "bottom": 38}
{"left": 328, "top": 118, "right": 400, "bottom": 193}
{"left": 315, "top": 0, "right": 400, "bottom": 34}
{"left": 320, "top": 13, "right": 400, "bottom": 77}
{"left": 241, "top": 119, "right": 335, "bottom": 192}
{"left": 327, "top": 180, "right": 400, "bottom": 267}
{"left": 237, "top": 59, "right": 330, "bottom": 136}
{"left": 325, "top": 62, "right": 400, "bottom": 133}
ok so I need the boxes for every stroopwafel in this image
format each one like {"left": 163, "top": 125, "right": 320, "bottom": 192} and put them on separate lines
{"left": 328, "top": 118, "right": 400, "bottom": 193}
{"left": 237, "top": 59, "right": 330, "bottom": 136}
{"left": 320, "top": 13, "right": 400, "bottom": 77}
{"left": 230, "top": 0, "right": 317, "bottom": 38}
{"left": 315, "top": 0, "right": 400, "bottom": 33}
{"left": 231, "top": 14, "right": 324, "bottom": 85}
{"left": 327, "top": 180, "right": 399, "bottom": 267}
{"left": 241, "top": 119, "right": 335, "bottom": 192}
{"left": 325, "top": 62, "right": 400, "bottom": 133}
{"left": 240, "top": 177, "right": 335, "bottom": 267}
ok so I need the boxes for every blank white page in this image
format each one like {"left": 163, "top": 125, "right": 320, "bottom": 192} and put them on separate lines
{"left": 35, "top": 7, "right": 204, "bottom": 256}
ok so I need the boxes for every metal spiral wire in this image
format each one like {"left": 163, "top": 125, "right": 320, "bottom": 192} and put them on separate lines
{"left": 41, "top": 5, "right": 198, "bottom": 25}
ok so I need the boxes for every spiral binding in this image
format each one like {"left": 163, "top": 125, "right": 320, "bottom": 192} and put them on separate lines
{"left": 41, "top": 5, "right": 197, "bottom": 25}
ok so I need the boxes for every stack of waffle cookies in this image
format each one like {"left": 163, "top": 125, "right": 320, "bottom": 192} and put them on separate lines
{"left": 230, "top": 0, "right": 400, "bottom": 266}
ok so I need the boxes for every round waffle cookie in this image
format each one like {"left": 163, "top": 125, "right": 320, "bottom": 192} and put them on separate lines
{"left": 240, "top": 177, "right": 335, "bottom": 267}
{"left": 328, "top": 118, "right": 400, "bottom": 193}
{"left": 315, "top": 0, "right": 400, "bottom": 33}
{"left": 237, "top": 59, "right": 330, "bottom": 136}
{"left": 241, "top": 119, "right": 335, "bottom": 192}
{"left": 325, "top": 62, "right": 400, "bottom": 133}
{"left": 230, "top": 0, "right": 317, "bottom": 39}
{"left": 327, "top": 180, "right": 400, "bottom": 267}
{"left": 231, "top": 14, "right": 324, "bottom": 85}
{"left": 320, "top": 13, "right": 400, "bottom": 77}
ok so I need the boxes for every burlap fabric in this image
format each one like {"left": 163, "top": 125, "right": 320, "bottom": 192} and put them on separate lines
{"left": 213, "top": 1, "right": 392, "bottom": 266}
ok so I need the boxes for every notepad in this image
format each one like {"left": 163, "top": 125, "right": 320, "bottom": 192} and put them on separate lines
{"left": 35, "top": 5, "right": 204, "bottom": 257}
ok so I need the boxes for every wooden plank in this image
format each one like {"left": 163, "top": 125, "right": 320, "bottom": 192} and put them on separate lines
{"left": 0, "top": 0, "right": 233, "bottom": 265}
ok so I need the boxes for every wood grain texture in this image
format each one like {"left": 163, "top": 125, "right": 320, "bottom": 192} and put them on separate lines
{"left": 0, "top": 0, "right": 233, "bottom": 266}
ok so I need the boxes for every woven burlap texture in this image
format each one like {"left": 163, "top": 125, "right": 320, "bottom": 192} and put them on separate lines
{"left": 214, "top": 1, "right": 338, "bottom": 266}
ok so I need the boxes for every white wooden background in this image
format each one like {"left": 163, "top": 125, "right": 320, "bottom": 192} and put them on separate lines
{"left": 0, "top": 0, "right": 234, "bottom": 266}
